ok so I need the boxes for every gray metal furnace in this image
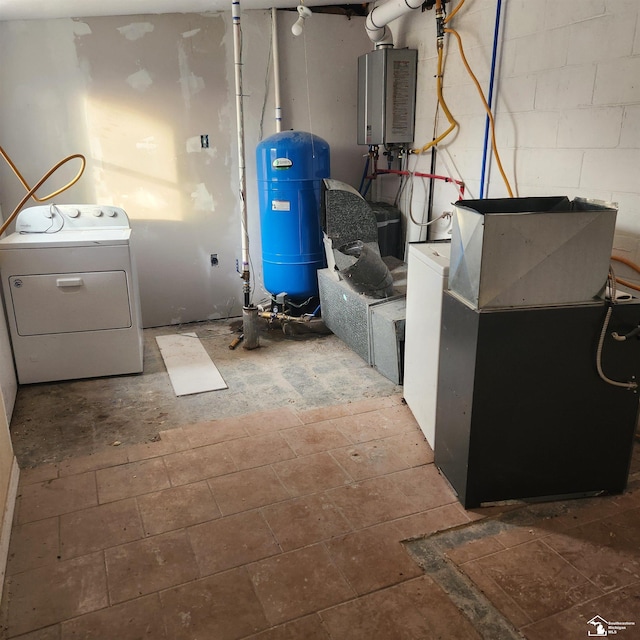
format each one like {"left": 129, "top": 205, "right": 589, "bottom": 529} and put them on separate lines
{"left": 434, "top": 196, "right": 637, "bottom": 508}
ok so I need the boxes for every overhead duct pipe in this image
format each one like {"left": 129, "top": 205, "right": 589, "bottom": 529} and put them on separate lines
{"left": 365, "top": 0, "right": 423, "bottom": 46}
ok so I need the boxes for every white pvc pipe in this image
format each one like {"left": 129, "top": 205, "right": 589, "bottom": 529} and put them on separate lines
{"left": 271, "top": 7, "right": 282, "bottom": 133}
{"left": 365, "top": 0, "right": 423, "bottom": 44}
{"left": 232, "top": 0, "right": 251, "bottom": 306}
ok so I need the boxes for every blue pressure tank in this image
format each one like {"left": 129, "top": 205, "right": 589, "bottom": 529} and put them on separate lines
{"left": 256, "top": 131, "right": 330, "bottom": 301}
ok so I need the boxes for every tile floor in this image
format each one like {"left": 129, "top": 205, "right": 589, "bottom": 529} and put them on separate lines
{"left": 3, "top": 395, "right": 640, "bottom": 639}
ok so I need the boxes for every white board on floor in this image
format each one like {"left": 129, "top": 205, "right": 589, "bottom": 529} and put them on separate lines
{"left": 156, "top": 333, "right": 227, "bottom": 396}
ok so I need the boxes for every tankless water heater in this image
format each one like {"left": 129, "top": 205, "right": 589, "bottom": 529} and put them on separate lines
{"left": 357, "top": 47, "right": 418, "bottom": 146}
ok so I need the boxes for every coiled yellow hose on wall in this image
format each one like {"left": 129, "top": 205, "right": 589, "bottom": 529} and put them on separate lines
{"left": 0, "top": 145, "right": 86, "bottom": 236}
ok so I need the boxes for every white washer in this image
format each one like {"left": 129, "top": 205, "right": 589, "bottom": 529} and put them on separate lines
{"left": 0, "top": 204, "right": 143, "bottom": 384}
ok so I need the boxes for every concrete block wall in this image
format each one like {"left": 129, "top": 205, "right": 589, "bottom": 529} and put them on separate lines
{"left": 387, "top": 0, "right": 640, "bottom": 267}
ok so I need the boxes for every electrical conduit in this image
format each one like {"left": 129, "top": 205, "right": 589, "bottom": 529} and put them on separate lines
{"left": 479, "top": 0, "right": 503, "bottom": 198}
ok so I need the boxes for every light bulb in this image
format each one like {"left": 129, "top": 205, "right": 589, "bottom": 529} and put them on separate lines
{"left": 291, "top": 5, "right": 312, "bottom": 36}
{"left": 292, "top": 16, "right": 304, "bottom": 36}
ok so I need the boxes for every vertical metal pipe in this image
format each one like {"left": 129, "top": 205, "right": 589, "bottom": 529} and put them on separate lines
{"left": 232, "top": 0, "right": 259, "bottom": 348}
{"left": 271, "top": 8, "right": 282, "bottom": 133}
{"left": 232, "top": 0, "right": 250, "bottom": 307}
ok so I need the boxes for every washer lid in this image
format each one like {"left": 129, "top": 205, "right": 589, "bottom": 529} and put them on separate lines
{"left": 0, "top": 228, "right": 131, "bottom": 249}
{"left": 409, "top": 241, "right": 451, "bottom": 276}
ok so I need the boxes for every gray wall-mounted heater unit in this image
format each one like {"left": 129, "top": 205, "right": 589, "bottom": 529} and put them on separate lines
{"left": 357, "top": 47, "right": 418, "bottom": 147}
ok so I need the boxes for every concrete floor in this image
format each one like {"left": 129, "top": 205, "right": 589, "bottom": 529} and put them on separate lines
{"left": 9, "top": 319, "right": 400, "bottom": 468}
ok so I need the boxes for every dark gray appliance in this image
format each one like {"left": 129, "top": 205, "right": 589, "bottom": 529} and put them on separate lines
{"left": 435, "top": 291, "right": 640, "bottom": 508}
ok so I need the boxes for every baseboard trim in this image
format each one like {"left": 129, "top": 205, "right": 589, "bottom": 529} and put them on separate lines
{"left": 0, "top": 458, "right": 20, "bottom": 602}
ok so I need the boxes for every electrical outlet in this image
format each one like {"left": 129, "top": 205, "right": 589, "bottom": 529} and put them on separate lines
{"left": 201, "top": 134, "right": 209, "bottom": 149}
{"left": 210, "top": 253, "right": 219, "bottom": 266}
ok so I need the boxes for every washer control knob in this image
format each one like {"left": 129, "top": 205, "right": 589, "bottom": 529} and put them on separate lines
{"left": 67, "top": 209, "right": 80, "bottom": 218}
{"left": 106, "top": 209, "right": 118, "bottom": 217}
{"left": 93, "top": 209, "right": 104, "bottom": 217}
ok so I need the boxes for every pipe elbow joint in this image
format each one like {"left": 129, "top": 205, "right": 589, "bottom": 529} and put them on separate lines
{"left": 365, "top": 20, "right": 393, "bottom": 46}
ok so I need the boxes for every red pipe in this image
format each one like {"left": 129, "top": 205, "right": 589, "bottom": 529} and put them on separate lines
{"left": 368, "top": 168, "right": 465, "bottom": 197}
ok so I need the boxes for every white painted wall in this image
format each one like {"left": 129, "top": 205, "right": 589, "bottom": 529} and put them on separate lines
{"left": 0, "top": 11, "right": 371, "bottom": 327}
{"left": 380, "top": 0, "right": 640, "bottom": 261}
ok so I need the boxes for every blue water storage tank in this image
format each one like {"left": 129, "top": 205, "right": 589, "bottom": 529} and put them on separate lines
{"left": 256, "top": 131, "right": 330, "bottom": 301}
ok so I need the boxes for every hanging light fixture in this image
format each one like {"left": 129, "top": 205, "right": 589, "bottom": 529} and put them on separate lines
{"left": 291, "top": 4, "right": 312, "bottom": 36}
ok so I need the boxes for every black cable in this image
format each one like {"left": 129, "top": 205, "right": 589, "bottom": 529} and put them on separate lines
{"left": 425, "top": 144, "right": 437, "bottom": 240}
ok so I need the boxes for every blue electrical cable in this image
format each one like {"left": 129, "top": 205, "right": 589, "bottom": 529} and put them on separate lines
{"left": 479, "top": 0, "right": 503, "bottom": 199}
{"left": 358, "top": 155, "right": 370, "bottom": 195}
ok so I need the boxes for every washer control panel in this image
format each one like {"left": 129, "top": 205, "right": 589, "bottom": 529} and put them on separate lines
{"left": 15, "top": 204, "right": 130, "bottom": 234}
